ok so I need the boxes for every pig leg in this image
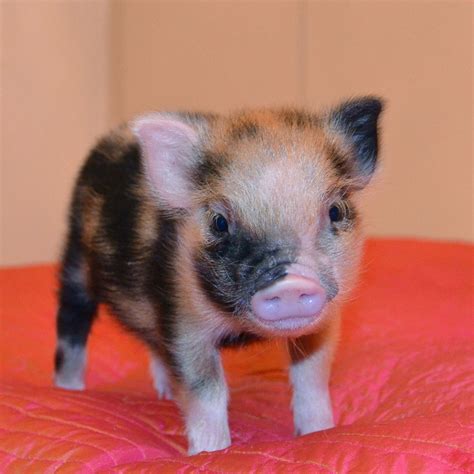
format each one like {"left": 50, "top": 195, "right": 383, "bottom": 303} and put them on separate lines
{"left": 150, "top": 352, "right": 173, "bottom": 400}
{"left": 288, "top": 315, "right": 340, "bottom": 435}
{"left": 171, "top": 340, "right": 230, "bottom": 455}
{"left": 54, "top": 239, "right": 97, "bottom": 390}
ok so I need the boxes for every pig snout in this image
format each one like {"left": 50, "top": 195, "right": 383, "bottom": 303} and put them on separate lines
{"left": 251, "top": 273, "right": 326, "bottom": 324}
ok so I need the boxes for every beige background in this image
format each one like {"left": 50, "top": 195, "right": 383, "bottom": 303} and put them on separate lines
{"left": 1, "top": 1, "right": 473, "bottom": 266}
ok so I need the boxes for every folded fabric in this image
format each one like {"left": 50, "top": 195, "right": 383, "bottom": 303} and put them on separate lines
{"left": 1, "top": 239, "right": 472, "bottom": 472}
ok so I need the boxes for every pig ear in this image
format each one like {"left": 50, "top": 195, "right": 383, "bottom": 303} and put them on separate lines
{"left": 132, "top": 114, "right": 201, "bottom": 209}
{"left": 326, "top": 96, "right": 383, "bottom": 188}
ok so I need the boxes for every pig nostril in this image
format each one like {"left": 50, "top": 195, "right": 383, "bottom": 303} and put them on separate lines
{"left": 262, "top": 296, "right": 281, "bottom": 316}
{"left": 299, "top": 293, "right": 317, "bottom": 305}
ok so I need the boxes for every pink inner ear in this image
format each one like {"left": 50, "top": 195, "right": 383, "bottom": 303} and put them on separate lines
{"left": 132, "top": 116, "right": 198, "bottom": 209}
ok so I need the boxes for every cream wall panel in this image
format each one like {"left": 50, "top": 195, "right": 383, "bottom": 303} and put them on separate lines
{"left": 1, "top": 1, "right": 471, "bottom": 266}
{"left": 305, "top": 2, "right": 473, "bottom": 241}
{"left": 111, "top": 1, "right": 303, "bottom": 121}
{"left": 1, "top": 1, "right": 111, "bottom": 265}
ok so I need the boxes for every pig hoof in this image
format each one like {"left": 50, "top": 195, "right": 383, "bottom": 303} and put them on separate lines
{"left": 150, "top": 354, "right": 173, "bottom": 400}
{"left": 54, "top": 375, "right": 85, "bottom": 391}
{"left": 154, "top": 382, "right": 173, "bottom": 400}
{"left": 54, "top": 340, "right": 86, "bottom": 391}
{"left": 188, "top": 435, "right": 231, "bottom": 455}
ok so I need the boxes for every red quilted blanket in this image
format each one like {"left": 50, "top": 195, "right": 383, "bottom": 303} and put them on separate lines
{"left": 1, "top": 239, "right": 473, "bottom": 472}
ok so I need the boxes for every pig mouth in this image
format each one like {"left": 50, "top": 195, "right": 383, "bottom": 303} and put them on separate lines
{"left": 253, "top": 314, "right": 321, "bottom": 333}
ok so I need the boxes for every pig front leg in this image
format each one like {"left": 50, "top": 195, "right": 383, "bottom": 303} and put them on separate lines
{"left": 288, "top": 315, "right": 340, "bottom": 436}
{"left": 172, "top": 340, "right": 230, "bottom": 455}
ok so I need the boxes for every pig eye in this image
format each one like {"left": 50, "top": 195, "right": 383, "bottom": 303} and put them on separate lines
{"left": 212, "top": 214, "right": 229, "bottom": 233}
{"left": 329, "top": 203, "right": 344, "bottom": 222}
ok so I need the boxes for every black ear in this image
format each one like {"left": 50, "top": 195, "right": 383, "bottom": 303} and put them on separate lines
{"left": 327, "top": 96, "right": 384, "bottom": 187}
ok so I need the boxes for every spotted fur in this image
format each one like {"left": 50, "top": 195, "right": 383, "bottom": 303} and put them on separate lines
{"left": 54, "top": 97, "right": 383, "bottom": 454}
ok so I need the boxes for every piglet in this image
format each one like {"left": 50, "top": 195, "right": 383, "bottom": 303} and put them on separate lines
{"left": 54, "top": 97, "right": 383, "bottom": 454}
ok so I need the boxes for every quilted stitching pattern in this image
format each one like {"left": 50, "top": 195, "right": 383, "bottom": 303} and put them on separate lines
{"left": 0, "top": 239, "right": 473, "bottom": 472}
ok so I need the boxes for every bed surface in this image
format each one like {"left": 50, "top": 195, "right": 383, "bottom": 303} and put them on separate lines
{"left": 1, "top": 239, "right": 473, "bottom": 472}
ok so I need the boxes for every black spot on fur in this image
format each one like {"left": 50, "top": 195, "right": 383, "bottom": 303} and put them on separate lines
{"left": 326, "top": 143, "right": 353, "bottom": 180}
{"left": 56, "top": 279, "right": 98, "bottom": 346}
{"left": 218, "top": 332, "right": 263, "bottom": 348}
{"left": 100, "top": 146, "right": 142, "bottom": 289}
{"left": 187, "top": 353, "right": 221, "bottom": 393}
{"left": 80, "top": 143, "right": 145, "bottom": 294}
{"left": 278, "top": 109, "right": 319, "bottom": 128}
{"left": 193, "top": 151, "right": 226, "bottom": 189}
{"left": 145, "top": 211, "right": 183, "bottom": 376}
{"left": 254, "top": 264, "right": 289, "bottom": 292}
{"left": 79, "top": 140, "right": 140, "bottom": 196}
{"left": 229, "top": 120, "right": 260, "bottom": 141}
{"left": 194, "top": 229, "right": 296, "bottom": 315}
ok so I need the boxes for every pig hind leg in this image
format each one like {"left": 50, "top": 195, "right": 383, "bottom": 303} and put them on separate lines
{"left": 54, "top": 236, "right": 97, "bottom": 390}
